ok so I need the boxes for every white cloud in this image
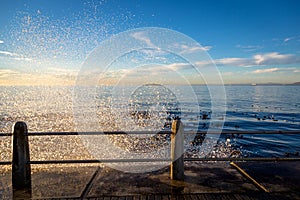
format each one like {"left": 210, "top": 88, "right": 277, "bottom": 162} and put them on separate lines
{"left": 215, "top": 57, "right": 253, "bottom": 67}
{"left": 179, "top": 44, "right": 212, "bottom": 54}
{"left": 0, "top": 69, "right": 18, "bottom": 74}
{"left": 13, "top": 57, "right": 32, "bottom": 61}
{"left": 0, "top": 50, "right": 18, "bottom": 56}
{"left": 0, "top": 69, "right": 19, "bottom": 77}
{"left": 284, "top": 37, "right": 293, "bottom": 42}
{"left": 251, "top": 67, "right": 300, "bottom": 74}
{"left": 252, "top": 68, "right": 279, "bottom": 74}
{"left": 215, "top": 52, "right": 300, "bottom": 67}
{"left": 137, "top": 48, "right": 165, "bottom": 59}
{"left": 131, "top": 31, "right": 155, "bottom": 47}
{"left": 201, "top": 46, "right": 212, "bottom": 51}
{"left": 165, "top": 62, "right": 192, "bottom": 71}
{"left": 170, "top": 43, "right": 212, "bottom": 55}
{"left": 47, "top": 67, "right": 78, "bottom": 74}
{"left": 236, "top": 44, "right": 262, "bottom": 52}
{"left": 253, "top": 52, "right": 297, "bottom": 65}
{"left": 101, "top": 69, "right": 131, "bottom": 78}
{"left": 0, "top": 40, "right": 4, "bottom": 44}
{"left": 222, "top": 72, "right": 235, "bottom": 76}
{"left": 103, "top": 63, "right": 194, "bottom": 80}
{"left": 130, "top": 33, "right": 212, "bottom": 57}
{"left": 0, "top": 50, "right": 32, "bottom": 61}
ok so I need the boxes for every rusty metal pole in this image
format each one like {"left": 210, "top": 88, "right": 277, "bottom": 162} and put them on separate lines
{"left": 170, "top": 118, "right": 184, "bottom": 181}
{"left": 12, "top": 121, "right": 31, "bottom": 197}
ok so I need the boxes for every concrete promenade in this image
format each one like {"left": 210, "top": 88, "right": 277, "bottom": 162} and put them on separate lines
{"left": 1, "top": 161, "right": 299, "bottom": 199}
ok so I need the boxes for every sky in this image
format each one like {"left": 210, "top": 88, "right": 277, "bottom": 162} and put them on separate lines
{"left": 0, "top": 0, "right": 300, "bottom": 85}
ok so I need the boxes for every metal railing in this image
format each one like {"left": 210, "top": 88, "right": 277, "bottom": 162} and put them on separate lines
{"left": 0, "top": 120, "right": 300, "bottom": 198}
{"left": 1, "top": 129, "right": 300, "bottom": 137}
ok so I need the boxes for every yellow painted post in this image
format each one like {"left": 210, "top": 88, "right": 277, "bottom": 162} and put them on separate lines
{"left": 170, "top": 118, "right": 184, "bottom": 181}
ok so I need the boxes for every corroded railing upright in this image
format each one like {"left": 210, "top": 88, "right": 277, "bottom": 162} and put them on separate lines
{"left": 12, "top": 121, "right": 32, "bottom": 199}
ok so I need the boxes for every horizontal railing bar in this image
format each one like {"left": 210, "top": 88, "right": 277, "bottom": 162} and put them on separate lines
{"left": 29, "top": 158, "right": 171, "bottom": 164}
{"left": 0, "top": 161, "right": 12, "bottom": 165}
{"left": 26, "top": 157, "right": 300, "bottom": 164}
{"left": 0, "top": 133, "right": 12, "bottom": 136}
{"left": 1, "top": 130, "right": 299, "bottom": 137}
{"left": 209, "top": 130, "right": 300, "bottom": 135}
{"left": 25, "top": 130, "right": 300, "bottom": 135}
{"left": 184, "top": 157, "right": 300, "bottom": 162}
{"left": 2, "top": 157, "right": 300, "bottom": 166}
{"left": 29, "top": 132, "right": 79, "bottom": 136}
{"left": 28, "top": 130, "right": 173, "bottom": 136}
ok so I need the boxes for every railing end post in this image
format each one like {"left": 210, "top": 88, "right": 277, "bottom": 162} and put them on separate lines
{"left": 170, "top": 118, "right": 184, "bottom": 181}
{"left": 12, "top": 121, "right": 32, "bottom": 192}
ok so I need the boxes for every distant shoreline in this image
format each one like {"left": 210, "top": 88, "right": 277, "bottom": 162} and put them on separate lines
{"left": 224, "top": 83, "right": 300, "bottom": 86}
{"left": 0, "top": 82, "right": 299, "bottom": 87}
{"left": 192, "top": 82, "right": 300, "bottom": 86}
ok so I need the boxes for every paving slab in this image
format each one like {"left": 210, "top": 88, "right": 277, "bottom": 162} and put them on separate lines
{"left": 1, "top": 165, "right": 99, "bottom": 199}
{"left": 0, "top": 166, "right": 12, "bottom": 200}
{"left": 234, "top": 161, "right": 300, "bottom": 193}
{"left": 31, "top": 165, "right": 99, "bottom": 198}
{"left": 87, "top": 162, "right": 257, "bottom": 197}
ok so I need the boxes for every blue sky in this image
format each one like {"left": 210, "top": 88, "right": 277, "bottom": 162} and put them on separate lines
{"left": 0, "top": 0, "right": 300, "bottom": 85}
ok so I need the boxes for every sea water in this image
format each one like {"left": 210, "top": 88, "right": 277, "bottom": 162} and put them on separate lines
{"left": 0, "top": 85, "right": 299, "bottom": 161}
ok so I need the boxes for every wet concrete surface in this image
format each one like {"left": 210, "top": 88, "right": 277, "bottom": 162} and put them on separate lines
{"left": 235, "top": 161, "right": 300, "bottom": 192}
{"left": 88, "top": 162, "right": 257, "bottom": 197}
{"left": 1, "top": 162, "right": 300, "bottom": 199}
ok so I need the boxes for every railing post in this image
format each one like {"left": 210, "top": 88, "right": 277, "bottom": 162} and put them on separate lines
{"left": 12, "top": 121, "right": 31, "bottom": 193}
{"left": 170, "top": 118, "right": 184, "bottom": 181}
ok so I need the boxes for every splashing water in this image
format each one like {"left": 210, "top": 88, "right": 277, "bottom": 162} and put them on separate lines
{"left": 0, "top": 2, "right": 231, "bottom": 174}
{"left": 7, "top": 1, "right": 136, "bottom": 75}
{"left": 72, "top": 27, "right": 226, "bottom": 172}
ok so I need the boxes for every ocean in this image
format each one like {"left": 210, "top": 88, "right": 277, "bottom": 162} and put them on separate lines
{"left": 0, "top": 85, "right": 299, "bottom": 161}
